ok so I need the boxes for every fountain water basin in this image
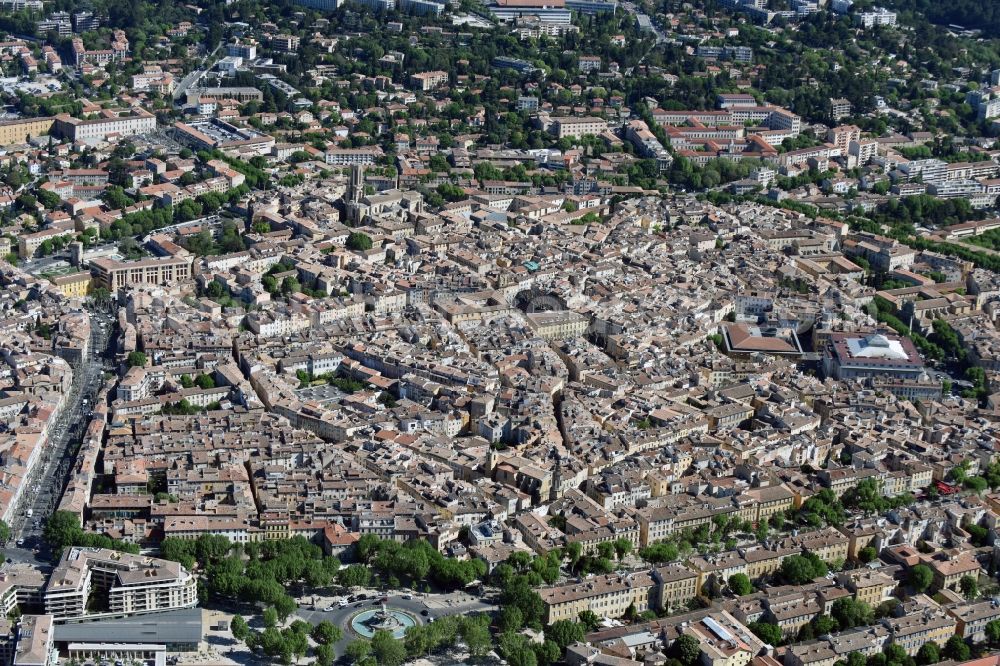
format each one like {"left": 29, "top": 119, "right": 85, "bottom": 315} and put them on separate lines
{"left": 350, "top": 603, "right": 418, "bottom": 639}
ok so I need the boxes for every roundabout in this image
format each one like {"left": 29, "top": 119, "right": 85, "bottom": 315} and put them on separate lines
{"left": 348, "top": 604, "right": 418, "bottom": 639}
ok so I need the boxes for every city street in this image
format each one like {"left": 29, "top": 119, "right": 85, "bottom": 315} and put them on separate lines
{"left": 173, "top": 40, "right": 224, "bottom": 102}
{"left": 5, "top": 306, "right": 114, "bottom": 563}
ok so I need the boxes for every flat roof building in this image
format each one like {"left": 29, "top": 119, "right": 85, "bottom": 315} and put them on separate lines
{"left": 53, "top": 607, "right": 203, "bottom": 656}
{"left": 44, "top": 548, "right": 198, "bottom": 621}
{"left": 90, "top": 255, "right": 193, "bottom": 290}
{"left": 823, "top": 331, "right": 924, "bottom": 381}
{"left": 551, "top": 117, "right": 608, "bottom": 139}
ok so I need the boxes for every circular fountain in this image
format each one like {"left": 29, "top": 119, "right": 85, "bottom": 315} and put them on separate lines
{"left": 349, "top": 603, "right": 418, "bottom": 639}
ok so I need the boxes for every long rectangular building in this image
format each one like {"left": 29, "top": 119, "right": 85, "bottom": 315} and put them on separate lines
{"left": 185, "top": 87, "right": 263, "bottom": 104}
{"left": 551, "top": 116, "right": 608, "bottom": 139}
{"left": 90, "top": 255, "right": 193, "bottom": 290}
{"left": 0, "top": 116, "right": 54, "bottom": 146}
{"left": 53, "top": 108, "right": 155, "bottom": 144}
{"left": 487, "top": 0, "right": 571, "bottom": 23}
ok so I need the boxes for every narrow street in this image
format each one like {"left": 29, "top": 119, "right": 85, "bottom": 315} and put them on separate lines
{"left": 6, "top": 307, "right": 115, "bottom": 562}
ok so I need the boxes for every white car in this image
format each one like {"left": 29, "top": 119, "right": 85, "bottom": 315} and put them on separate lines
{"left": 323, "top": 606, "right": 337, "bottom": 612}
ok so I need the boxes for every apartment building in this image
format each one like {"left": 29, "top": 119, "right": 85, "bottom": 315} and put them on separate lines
{"left": 849, "top": 139, "right": 878, "bottom": 165}
{"left": 163, "top": 516, "right": 261, "bottom": 543}
{"left": 271, "top": 34, "right": 300, "bottom": 52}
{"left": 897, "top": 158, "right": 947, "bottom": 184}
{"left": 854, "top": 7, "right": 896, "bottom": 27}
{"left": 740, "top": 484, "right": 794, "bottom": 523}
{"left": 768, "top": 592, "right": 823, "bottom": 638}
{"left": 827, "top": 125, "right": 861, "bottom": 152}
{"left": 689, "top": 550, "right": 751, "bottom": 588}
{"left": 0, "top": 117, "right": 54, "bottom": 147}
{"left": 409, "top": 70, "right": 449, "bottom": 91}
{"left": 791, "top": 527, "right": 849, "bottom": 564}
{"left": 837, "top": 569, "right": 893, "bottom": 607}
{"left": 48, "top": 271, "right": 92, "bottom": 299}
{"left": 540, "top": 571, "right": 656, "bottom": 623}
{"left": 44, "top": 548, "right": 198, "bottom": 620}
{"left": 89, "top": 255, "right": 193, "bottom": 290}
{"left": 53, "top": 108, "right": 156, "bottom": 144}
{"left": 637, "top": 504, "right": 674, "bottom": 546}
{"left": 882, "top": 608, "right": 956, "bottom": 656}
{"left": 925, "top": 549, "right": 982, "bottom": 592}
{"left": 551, "top": 117, "right": 608, "bottom": 139}
{"left": 653, "top": 109, "right": 732, "bottom": 126}
{"left": 830, "top": 98, "right": 852, "bottom": 121}
{"left": 0, "top": 568, "right": 47, "bottom": 622}
{"left": 625, "top": 119, "right": 672, "bottom": 170}
{"left": 654, "top": 563, "right": 699, "bottom": 612}
{"left": 19, "top": 226, "right": 75, "bottom": 259}
{"left": 325, "top": 147, "right": 384, "bottom": 166}
{"left": 947, "top": 600, "right": 1000, "bottom": 643}
{"left": 186, "top": 87, "right": 263, "bottom": 104}
{"left": 487, "top": 0, "right": 571, "bottom": 24}
{"left": 743, "top": 544, "right": 798, "bottom": 580}
{"left": 11, "top": 615, "right": 55, "bottom": 666}
{"left": 785, "top": 641, "right": 837, "bottom": 666}
{"left": 37, "top": 12, "right": 71, "bottom": 36}
{"left": 131, "top": 66, "right": 174, "bottom": 94}
{"left": 226, "top": 41, "right": 258, "bottom": 59}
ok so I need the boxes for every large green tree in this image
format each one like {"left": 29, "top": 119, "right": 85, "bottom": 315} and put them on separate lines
{"left": 672, "top": 633, "right": 702, "bottom": 665}
{"left": 916, "top": 642, "right": 940, "bottom": 666}
{"left": 370, "top": 630, "right": 406, "bottom": 666}
{"left": 909, "top": 564, "right": 934, "bottom": 593}
{"left": 728, "top": 573, "right": 754, "bottom": 596}
{"left": 831, "top": 597, "right": 874, "bottom": 630}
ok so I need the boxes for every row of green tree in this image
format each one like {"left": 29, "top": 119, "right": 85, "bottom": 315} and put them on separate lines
{"left": 44, "top": 512, "right": 140, "bottom": 560}
{"left": 354, "top": 534, "right": 488, "bottom": 590}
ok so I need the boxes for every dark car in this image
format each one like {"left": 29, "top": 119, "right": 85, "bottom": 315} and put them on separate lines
{"left": 357, "top": 593, "right": 367, "bottom": 600}
{"left": 420, "top": 609, "right": 430, "bottom": 616}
